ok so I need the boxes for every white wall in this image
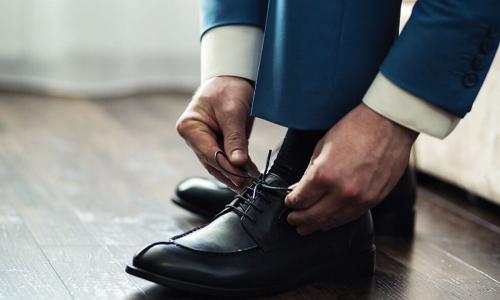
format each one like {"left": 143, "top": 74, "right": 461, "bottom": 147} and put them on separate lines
{"left": 0, "top": 0, "right": 201, "bottom": 96}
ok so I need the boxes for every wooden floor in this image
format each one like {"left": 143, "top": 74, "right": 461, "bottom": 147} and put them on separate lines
{"left": 0, "top": 93, "right": 498, "bottom": 300}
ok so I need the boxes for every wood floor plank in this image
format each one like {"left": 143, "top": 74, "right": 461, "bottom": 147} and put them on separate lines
{"left": 378, "top": 238, "right": 499, "bottom": 300}
{"left": 0, "top": 99, "right": 101, "bottom": 247}
{"left": 0, "top": 96, "right": 196, "bottom": 247}
{"left": 0, "top": 95, "right": 190, "bottom": 298}
{"left": 416, "top": 187, "right": 500, "bottom": 280}
{"left": 42, "top": 246, "right": 146, "bottom": 300}
{"left": 0, "top": 165, "right": 98, "bottom": 247}
{"left": 0, "top": 202, "right": 72, "bottom": 299}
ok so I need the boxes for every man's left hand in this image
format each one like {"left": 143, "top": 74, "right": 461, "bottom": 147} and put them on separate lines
{"left": 285, "top": 103, "right": 419, "bottom": 235}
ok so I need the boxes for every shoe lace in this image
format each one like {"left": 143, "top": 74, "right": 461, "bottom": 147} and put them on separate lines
{"left": 214, "top": 149, "right": 291, "bottom": 223}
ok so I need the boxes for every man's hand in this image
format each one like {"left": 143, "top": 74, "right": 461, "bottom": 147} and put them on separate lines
{"left": 176, "top": 76, "right": 259, "bottom": 190}
{"left": 285, "top": 103, "right": 418, "bottom": 235}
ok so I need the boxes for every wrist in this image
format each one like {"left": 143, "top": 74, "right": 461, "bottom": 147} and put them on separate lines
{"left": 214, "top": 75, "right": 255, "bottom": 88}
{"left": 360, "top": 103, "right": 419, "bottom": 145}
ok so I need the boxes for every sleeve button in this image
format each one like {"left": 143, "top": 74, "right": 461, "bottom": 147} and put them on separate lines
{"left": 462, "top": 72, "right": 478, "bottom": 88}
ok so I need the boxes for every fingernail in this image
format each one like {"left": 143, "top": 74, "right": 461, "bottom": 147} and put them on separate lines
{"left": 231, "top": 150, "right": 244, "bottom": 161}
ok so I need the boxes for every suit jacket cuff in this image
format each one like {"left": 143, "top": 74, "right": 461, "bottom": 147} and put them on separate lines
{"left": 363, "top": 73, "right": 460, "bottom": 139}
{"left": 201, "top": 25, "right": 263, "bottom": 82}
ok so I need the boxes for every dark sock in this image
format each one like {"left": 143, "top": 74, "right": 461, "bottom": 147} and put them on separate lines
{"left": 269, "top": 129, "right": 326, "bottom": 184}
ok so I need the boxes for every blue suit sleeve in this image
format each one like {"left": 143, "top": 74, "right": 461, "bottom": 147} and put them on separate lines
{"left": 199, "top": 0, "right": 269, "bottom": 38}
{"left": 380, "top": 0, "right": 500, "bottom": 118}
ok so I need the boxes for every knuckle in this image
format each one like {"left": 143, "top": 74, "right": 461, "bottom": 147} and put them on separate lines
{"left": 338, "top": 180, "right": 360, "bottom": 198}
{"left": 175, "top": 117, "right": 190, "bottom": 136}
{"left": 221, "top": 101, "right": 238, "bottom": 113}
{"left": 311, "top": 168, "right": 334, "bottom": 186}
{"left": 225, "top": 131, "right": 244, "bottom": 144}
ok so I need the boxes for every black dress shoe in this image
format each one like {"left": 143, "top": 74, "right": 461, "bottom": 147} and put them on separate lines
{"left": 172, "top": 168, "right": 417, "bottom": 237}
{"left": 129, "top": 172, "right": 375, "bottom": 297}
{"left": 171, "top": 177, "right": 234, "bottom": 218}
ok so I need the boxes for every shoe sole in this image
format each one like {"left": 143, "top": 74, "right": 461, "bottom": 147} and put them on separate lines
{"left": 170, "top": 194, "right": 217, "bottom": 219}
{"left": 125, "top": 246, "right": 375, "bottom": 298}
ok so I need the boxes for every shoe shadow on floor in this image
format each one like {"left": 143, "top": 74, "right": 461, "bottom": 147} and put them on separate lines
{"left": 125, "top": 271, "right": 381, "bottom": 300}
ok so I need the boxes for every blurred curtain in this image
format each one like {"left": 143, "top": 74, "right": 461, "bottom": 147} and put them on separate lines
{"left": 0, "top": 0, "right": 200, "bottom": 97}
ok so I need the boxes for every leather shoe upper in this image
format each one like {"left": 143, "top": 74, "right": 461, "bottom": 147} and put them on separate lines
{"left": 174, "top": 176, "right": 235, "bottom": 217}
{"left": 134, "top": 173, "right": 374, "bottom": 289}
{"left": 172, "top": 168, "right": 417, "bottom": 237}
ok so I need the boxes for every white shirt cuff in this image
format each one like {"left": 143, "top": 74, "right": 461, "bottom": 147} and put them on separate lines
{"left": 200, "top": 25, "right": 263, "bottom": 82}
{"left": 363, "top": 73, "right": 460, "bottom": 139}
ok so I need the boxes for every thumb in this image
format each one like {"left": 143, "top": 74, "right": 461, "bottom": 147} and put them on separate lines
{"left": 221, "top": 117, "right": 249, "bottom": 166}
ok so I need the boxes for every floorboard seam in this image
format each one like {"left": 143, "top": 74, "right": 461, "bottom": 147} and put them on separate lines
{"left": 18, "top": 215, "right": 75, "bottom": 300}
{"left": 429, "top": 244, "right": 500, "bottom": 285}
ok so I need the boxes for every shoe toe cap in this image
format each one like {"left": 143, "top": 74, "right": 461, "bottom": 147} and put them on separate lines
{"left": 175, "top": 177, "right": 234, "bottom": 212}
{"left": 132, "top": 242, "right": 178, "bottom": 274}
{"left": 176, "top": 177, "right": 218, "bottom": 198}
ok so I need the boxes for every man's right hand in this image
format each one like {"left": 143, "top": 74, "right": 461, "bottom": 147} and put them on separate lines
{"left": 176, "top": 76, "right": 259, "bottom": 191}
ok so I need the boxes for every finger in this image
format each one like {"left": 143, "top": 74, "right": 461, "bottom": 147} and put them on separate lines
{"left": 212, "top": 152, "right": 252, "bottom": 188}
{"left": 181, "top": 121, "right": 248, "bottom": 187}
{"left": 296, "top": 224, "right": 319, "bottom": 236}
{"left": 220, "top": 112, "right": 249, "bottom": 166}
{"left": 287, "top": 193, "right": 339, "bottom": 235}
{"left": 180, "top": 119, "right": 221, "bottom": 162}
{"left": 284, "top": 166, "right": 327, "bottom": 210}
{"left": 205, "top": 164, "right": 239, "bottom": 191}
{"left": 287, "top": 208, "right": 321, "bottom": 230}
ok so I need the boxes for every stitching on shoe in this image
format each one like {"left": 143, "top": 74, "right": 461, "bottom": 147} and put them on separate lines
{"left": 170, "top": 224, "right": 206, "bottom": 240}
{"left": 135, "top": 240, "right": 173, "bottom": 257}
{"left": 171, "top": 241, "right": 259, "bottom": 256}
